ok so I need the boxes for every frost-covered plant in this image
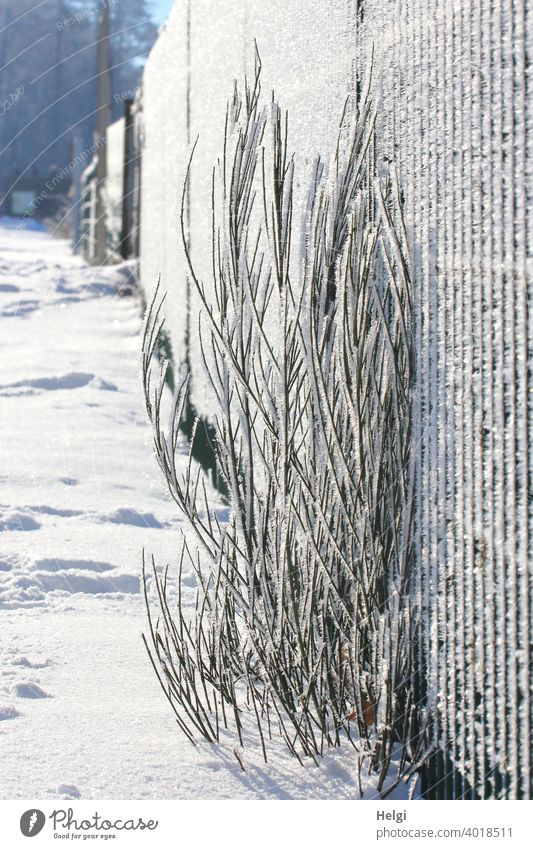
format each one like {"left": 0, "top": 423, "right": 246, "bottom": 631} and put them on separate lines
{"left": 142, "top": 51, "right": 425, "bottom": 794}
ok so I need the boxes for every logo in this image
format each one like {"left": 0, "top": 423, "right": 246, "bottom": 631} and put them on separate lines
{"left": 20, "top": 810, "right": 46, "bottom": 837}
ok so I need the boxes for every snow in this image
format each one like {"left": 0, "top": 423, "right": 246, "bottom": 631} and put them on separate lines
{"left": 0, "top": 220, "right": 413, "bottom": 800}
{"left": 105, "top": 117, "right": 126, "bottom": 256}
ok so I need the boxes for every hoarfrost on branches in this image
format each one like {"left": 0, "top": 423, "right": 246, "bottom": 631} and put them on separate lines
{"left": 141, "top": 51, "right": 426, "bottom": 795}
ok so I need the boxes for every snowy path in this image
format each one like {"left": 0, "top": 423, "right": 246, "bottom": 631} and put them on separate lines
{"left": 0, "top": 223, "right": 392, "bottom": 800}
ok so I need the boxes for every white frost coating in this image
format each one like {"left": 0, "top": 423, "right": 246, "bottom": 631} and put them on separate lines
{"left": 140, "top": 0, "right": 189, "bottom": 366}
{"left": 139, "top": 0, "right": 531, "bottom": 799}
{"left": 104, "top": 117, "right": 125, "bottom": 256}
{"left": 359, "top": 0, "right": 531, "bottom": 799}
{"left": 141, "top": 0, "right": 351, "bottom": 410}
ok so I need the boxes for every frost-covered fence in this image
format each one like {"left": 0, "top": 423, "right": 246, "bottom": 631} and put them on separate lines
{"left": 78, "top": 103, "right": 142, "bottom": 264}
{"left": 358, "top": 1, "right": 532, "bottom": 801}
{"left": 139, "top": 0, "right": 531, "bottom": 799}
{"left": 79, "top": 157, "right": 98, "bottom": 263}
{"left": 79, "top": 118, "right": 124, "bottom": 264}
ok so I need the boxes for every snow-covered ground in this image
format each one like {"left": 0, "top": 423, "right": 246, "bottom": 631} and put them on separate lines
{"left": 0, "top": 221, "right": 412, "bottom": 800}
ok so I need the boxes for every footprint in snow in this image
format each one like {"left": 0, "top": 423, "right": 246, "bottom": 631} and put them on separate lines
{"left": 33, "top": 558, "right": 115, "bottom": 574}
{"left": 0, "top": 551, "right": 29, "bottom": 571}
{"left": 50, "top": 784, "right": 81, "bottom": 799}
{"left": 0, "top": 706, "right": 21, "bottom": 721}
{"left": 0, "top": 372, "right": 118, "bottom": 396}
{"left": 0, "top": 510, "right": 40, "bottom": 531}
{"left": 0, "top": 298, "right": 40, "bottom": 318}
{"left": 101, "top": 507, "right": 165, "bottom": 528}
{"left": 25, "top": 505, "right": 82, "bottom": 519}
{"left": 32, "top": 572, "right": 140, "bottom": 596}
{"left": 11, "top": 682, "right": 51, "bottom": 699}
{"left": 11, "top": 656, "right": 52, "bottom": 670}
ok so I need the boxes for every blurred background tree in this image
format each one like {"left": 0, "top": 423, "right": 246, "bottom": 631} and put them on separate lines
{"left": 0, "top": 0, "right": 158, "bottom": 186}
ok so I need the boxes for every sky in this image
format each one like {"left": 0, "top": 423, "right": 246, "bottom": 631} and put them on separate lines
{"left": 151, "top": 0, "right": 175, "bottom": 23}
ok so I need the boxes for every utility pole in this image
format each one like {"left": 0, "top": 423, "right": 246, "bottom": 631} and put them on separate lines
{"left": 0, "top": 4, "right": 14, "bottom": 209}
{"left": 94, "top": 1, "right": 111, "bottom": 265}
{"left": 71, "top": 134, "right": 84, "bottom": 250}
